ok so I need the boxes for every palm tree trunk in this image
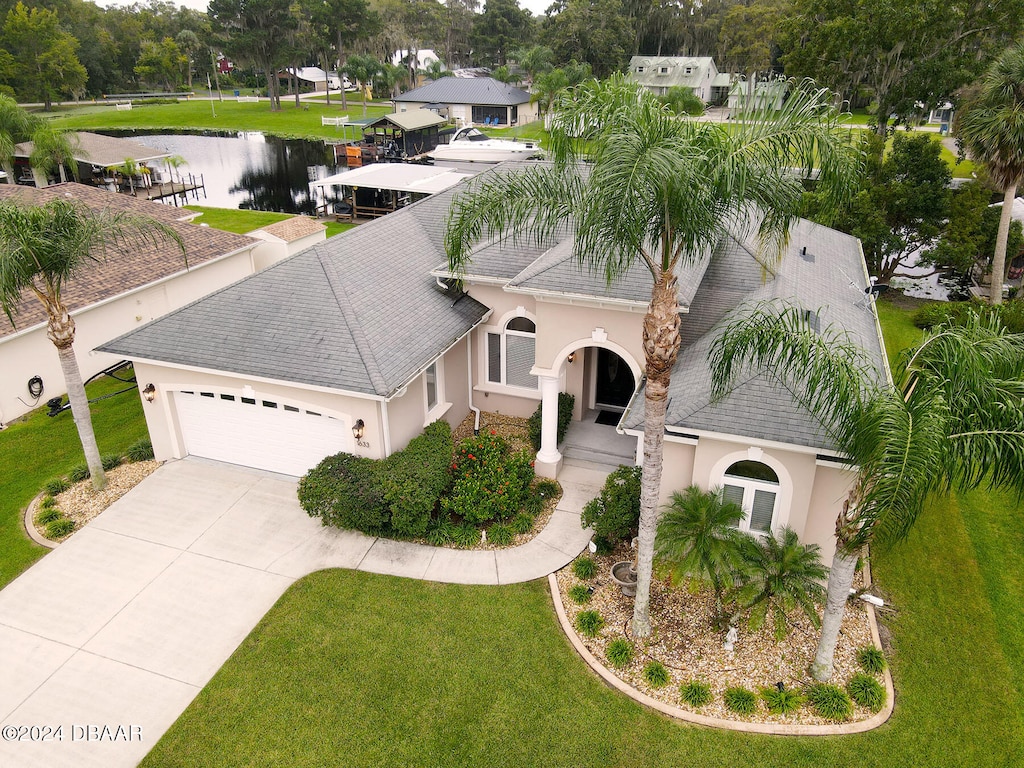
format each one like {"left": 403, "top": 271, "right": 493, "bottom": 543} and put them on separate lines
{"left": 2, "top": 162, "right": 14, "bottom": 184}
{"left": 50, "top": 313, "right": 106, "bottom": 491}
{"left": 810, "top": 545, "right": 857, "bottom": 681}
{"left": 990, "top": 183, "right": 1017, "bottom": 306}
{"left": 633, "top": 268, "right": 682, "bottom": 637}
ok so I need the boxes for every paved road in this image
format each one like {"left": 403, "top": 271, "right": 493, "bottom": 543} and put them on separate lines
{"left": 0, "top": 458, "right": 601, "bottom": 768}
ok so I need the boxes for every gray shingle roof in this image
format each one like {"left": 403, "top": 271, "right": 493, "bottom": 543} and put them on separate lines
{"left": 394, "top": 77, "right": 531, "bottom": 106}
{"left": 100, "top": 186, "right": 489, "bottom": 398}
{"left": 623, "top": 219, "right": 887, "bottom": 453}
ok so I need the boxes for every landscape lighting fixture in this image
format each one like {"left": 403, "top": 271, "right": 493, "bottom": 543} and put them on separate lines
{"left": 352, "top": 419, "right": 365, "bottom": 440}
{"left": 142, "top": 383, "right": 157, "bottom": 403}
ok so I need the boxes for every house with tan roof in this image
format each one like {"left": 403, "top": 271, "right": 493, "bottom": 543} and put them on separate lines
{"left": 100, "top": 162, "right": 886, "bottom": 566}
{"left": 0, "top": 183, "right": 297, "bottom": 425}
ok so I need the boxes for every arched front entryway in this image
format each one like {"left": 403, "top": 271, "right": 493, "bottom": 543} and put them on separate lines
{"left": 533, "top": 339, "right": 642, "bottom": 477}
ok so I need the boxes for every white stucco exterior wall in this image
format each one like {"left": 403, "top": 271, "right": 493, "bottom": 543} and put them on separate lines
{"left": 0, "top": 248, "right": 257, "bottom": 425}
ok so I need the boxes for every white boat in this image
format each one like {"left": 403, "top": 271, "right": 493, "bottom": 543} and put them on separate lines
{"left": 430, "top": 126, "right": 542, "bottom": 162}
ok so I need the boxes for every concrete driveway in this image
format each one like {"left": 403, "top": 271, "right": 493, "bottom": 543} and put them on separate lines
{"left": 0, "top": 458, "right": 599, "bottom": 768}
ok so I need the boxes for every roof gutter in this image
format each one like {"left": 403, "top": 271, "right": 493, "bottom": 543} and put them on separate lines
{"left": 384, "top": 308, "right": 493, "bottom": 402}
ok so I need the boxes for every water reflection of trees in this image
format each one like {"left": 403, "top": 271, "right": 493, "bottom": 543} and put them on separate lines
{"left": 229, "top": 137, "right": 334, "bottom": 214}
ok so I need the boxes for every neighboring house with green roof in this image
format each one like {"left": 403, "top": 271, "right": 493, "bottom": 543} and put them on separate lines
{"left": 100, "top": 162, "right": 886, "bottom": 566}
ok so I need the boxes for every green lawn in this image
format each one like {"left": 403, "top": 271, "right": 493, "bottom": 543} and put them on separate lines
{"left": 0, "top": 369, "right": 148, "bottom": 588}
{"left": 42, "top": 99, "right": 393, "bottom": 141}
{"left": 140, "top": 297, "right": 1024, "bottom": 766}
{"left": 184, "top": 206, "right": 355, "bottom": 239}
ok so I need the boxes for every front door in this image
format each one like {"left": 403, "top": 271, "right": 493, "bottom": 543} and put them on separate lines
{"left": 594, "top": 348, "right": 634, "bottom": 411}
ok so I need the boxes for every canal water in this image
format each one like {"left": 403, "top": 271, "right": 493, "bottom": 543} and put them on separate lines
{"left": 103, "top": 131, "right": 340, "bottom": 214}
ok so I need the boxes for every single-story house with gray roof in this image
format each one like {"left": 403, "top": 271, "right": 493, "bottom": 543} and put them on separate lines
{"left": 392, "top": 77, "right": 537, "bottom": 127}
{"left": 100, "top": 162, "right": 885, "bottom": 565}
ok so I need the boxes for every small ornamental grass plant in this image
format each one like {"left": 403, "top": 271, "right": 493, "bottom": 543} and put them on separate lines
{"left": 760, "top": 685, "right": 805, "bottom": 715}
{"left": 101, "top": 453, "right": 123, "bottom": 471}
{"left": 34, "top": 506, "right": 61, "bottom": 525}
{"left": 44, "top": 477, "right": 70, "bottom": 496}
{"left": 724, "top": 686, "right": 757, "bottom": 715}
{"left": 572, "top": 556, "right": 597, "bottom": 580}
{"left": 605, "top": 638, "right": 634, "bottom": 668}
{"left": 487, "top": 522, "right": 514, "bottom": 546}
{"left": 679, "top": 680, "right": 713, "bottom": 708}
{"left": 567, "top": 584, "right": 592, "bottom": 605}
{"left": 451, "top": 522, "right": 481, "bottom": 548}
{"left": 857, "top": 646, "right": 887, "bottom": 674}
{"left": 45, "top": 517, "right": 75, "bottom": 538}
{"left": 806, "top": 683, "right": 853, "bottom": 721}
{"left": 68, "top": 464, "right": 90, "bottom": 483}
{"left": 126, "top": 437, "right": 155, "bottom": 462}
{"left": 847, "top": 673, "right": 886, "bottom": 712}
{"left": 643, "top": 660, "right": 670, "bottom": 688}
{"left": 575, "top": 610, "right": 604, "bottom": 637}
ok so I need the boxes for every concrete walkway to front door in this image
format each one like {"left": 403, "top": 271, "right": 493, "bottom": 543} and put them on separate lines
{"left": 0, "top": 457, "right": 603, "bottom": 768}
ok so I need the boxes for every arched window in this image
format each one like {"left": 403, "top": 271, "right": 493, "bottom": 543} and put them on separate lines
{"left": 486, "top": 316, "right": 537, "bottom": 389}
{"left": 722, "top": 460, "right": 779, "bottom": 535}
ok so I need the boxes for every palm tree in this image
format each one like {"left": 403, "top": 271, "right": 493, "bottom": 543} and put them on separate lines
{"left": 0, "top": 199, "right": 186, "bottom": 490}
{"left": 28, "top": 127, "right": 79, "bottom": 185}
{"left": 0, "top": 94, "right": 39, "bottom": 184}
{"left": 729, "top": 527, "right": 827, "bottom": 641}
{"left": 954, "top": 40, "right": 1024, "bottom": 306}
{"left": 655, "top": 485, "right": 745, "bottom": 627}
{"left": 710, "top": 301, "right": 1024, "bottom": 679}
{"left": 343, "top": 54, "right": 382, "bottom": 117}
{"left": 445, "top": 74, "right": 859, "bottom": 638}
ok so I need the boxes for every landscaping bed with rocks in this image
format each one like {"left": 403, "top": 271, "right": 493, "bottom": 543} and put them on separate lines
{"left": 555, "top": 547, "right": 886, "bottom": 726}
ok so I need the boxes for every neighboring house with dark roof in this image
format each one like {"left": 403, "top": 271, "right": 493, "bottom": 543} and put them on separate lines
{"left": 100, "top": 162, "right": 886, "bottom": 565}
{"left": 0, "top": 183, "right": 291, "bottom": 425}
{"left": 392, "top": 77, "right": 537, "bottom": 127}
{"left": 627, "top": 56, "right": 724, "bottom": 102}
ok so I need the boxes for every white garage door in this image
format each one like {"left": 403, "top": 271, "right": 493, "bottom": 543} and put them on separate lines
{"left": 174, "top": 390, "right": 353, "bottom": 477}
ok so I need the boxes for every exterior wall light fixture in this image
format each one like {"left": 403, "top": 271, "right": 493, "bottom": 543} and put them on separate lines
{"left": 142, "top": 383, "right": 157, "bottom": 403}
{"left": 352, "top": 419, "right": 365, "bottom": 440}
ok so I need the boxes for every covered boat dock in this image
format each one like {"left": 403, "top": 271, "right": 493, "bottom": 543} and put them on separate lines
{"left": 312, "top": 163, "right": 476, "bottom": 220}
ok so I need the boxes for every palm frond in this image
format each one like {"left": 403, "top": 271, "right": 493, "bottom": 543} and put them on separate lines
{"left": 709, "top": 300, "right": 879, "bottom": 456}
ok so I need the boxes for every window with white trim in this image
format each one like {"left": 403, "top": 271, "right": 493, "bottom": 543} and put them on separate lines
{"left": 425, "top": 362, "right": 439, "bottom": 411}
{"left": 486, "top": 316, "right": 537, "bottom": 390}
{"left": 722, "top": 460, "right": 779, "bottom": 535}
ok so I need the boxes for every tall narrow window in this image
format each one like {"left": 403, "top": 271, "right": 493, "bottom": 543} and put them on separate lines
{"left": 425, "top": 362, "right": 438, "bottom": 411}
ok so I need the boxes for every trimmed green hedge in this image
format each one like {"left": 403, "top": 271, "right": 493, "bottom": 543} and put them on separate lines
{"left": 298, "top": 420, "right": 453, "bottom": 537}
{"left": 528, "top": 392, "right": 576, "bottom": 450}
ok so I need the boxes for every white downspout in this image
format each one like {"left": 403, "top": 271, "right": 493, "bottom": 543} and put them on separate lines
{"left": 381, "top": 399, "right": 392, "bottom": 457}
{"left": 468, "top": 333, "right": 480, "bottom": 435}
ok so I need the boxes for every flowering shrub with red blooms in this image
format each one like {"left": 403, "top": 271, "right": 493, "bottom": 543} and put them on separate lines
{"left": 442, "top": 432, "right": 535, "bottom": 524}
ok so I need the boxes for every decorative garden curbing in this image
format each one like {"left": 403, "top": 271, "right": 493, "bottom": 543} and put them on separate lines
{"left": 548, "top": 572, "right": 895, "bottom": 735}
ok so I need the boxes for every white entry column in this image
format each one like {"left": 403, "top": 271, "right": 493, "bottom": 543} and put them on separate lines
{"left": 535, "top": 374, "right": 563, "bottom": 478}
